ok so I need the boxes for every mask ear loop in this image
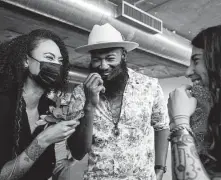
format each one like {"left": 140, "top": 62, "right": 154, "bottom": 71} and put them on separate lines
{"left": 27, "top": 54, "right": 41, "bottom": 63}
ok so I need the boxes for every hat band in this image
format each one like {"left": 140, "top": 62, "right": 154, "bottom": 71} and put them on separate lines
{"left": 89, "top": 40, "right": 123, "bottom": 45}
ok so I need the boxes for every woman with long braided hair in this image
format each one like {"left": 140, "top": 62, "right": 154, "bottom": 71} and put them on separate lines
{"left": 0, "top": 29, "right": 79, "bottom": 180}
{"left": 168, "top": 25, "right": 221, "bottom": 180}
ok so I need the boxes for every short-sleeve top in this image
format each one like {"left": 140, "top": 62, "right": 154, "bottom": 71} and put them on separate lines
{"left": 69, "top": 68, "right": 169, "bottom": 180}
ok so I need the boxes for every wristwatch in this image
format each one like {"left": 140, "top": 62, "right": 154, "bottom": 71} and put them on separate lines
{"left": 154, "top": 165, "right": 167, "bottom": 173}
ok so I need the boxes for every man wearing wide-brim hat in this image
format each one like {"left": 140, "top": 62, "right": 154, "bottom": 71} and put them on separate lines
{"left": 68, "top": 23, "right": 169, "bottom": 180}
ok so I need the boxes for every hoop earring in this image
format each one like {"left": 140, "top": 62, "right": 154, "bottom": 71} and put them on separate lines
{"left": 24, "top": 61, "right": 28, "bottom": 69}
{"left": 216, "top": 88, "right": 220, "bottom": 103}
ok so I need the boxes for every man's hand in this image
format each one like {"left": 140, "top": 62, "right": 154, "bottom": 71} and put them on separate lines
{"left": 84, "top": 73, "right": 105, "bottom": 107}
{"left": 155, "top": 169, "right": 164, "bottom": 180}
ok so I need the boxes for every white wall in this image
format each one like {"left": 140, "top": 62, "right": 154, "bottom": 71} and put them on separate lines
{"left": 159, "top": 76, "right": 191, "bottom": 101}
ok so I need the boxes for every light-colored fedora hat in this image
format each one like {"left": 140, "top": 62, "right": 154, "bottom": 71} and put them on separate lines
{"left": 75, "top": 23, "right": 139, "bottom": 53}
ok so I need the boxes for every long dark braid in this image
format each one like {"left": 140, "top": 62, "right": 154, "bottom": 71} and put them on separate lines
{"left": 12, "top": 88, "right": 24, "bottom": 158}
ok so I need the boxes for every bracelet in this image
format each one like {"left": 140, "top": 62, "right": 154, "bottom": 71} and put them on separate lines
{"left": 172, "top": 115, "right": 189, "bottom": 121}
{"left": 154, "top": 165, "right": 167, "bottom": 173}
{"left": 170, "top": 123, "right": 190, "bottom": 133}
{"left": 170, "top": 115, "right": 190, "bottom": 129}
{"left": 168, "top": 128, "right": 188, "bottom": 140}
{"left": 168, "top": 125, "right": 195, "bottom": 141}
{"left": 171, "top": 115, "right": 189, "bottom": 123}
{"left": 170, "top": 122, "right": 189, "bottom": 130}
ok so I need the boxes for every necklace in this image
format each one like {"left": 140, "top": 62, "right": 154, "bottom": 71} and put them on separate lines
{"left": 105, "top": 94, "right": 123, "bottom": 137}
{"left": 103, "top": 73, "right": 129, "bottom": 137}
{"left": 112, "top": 119, "right": 120, "bottom": 136}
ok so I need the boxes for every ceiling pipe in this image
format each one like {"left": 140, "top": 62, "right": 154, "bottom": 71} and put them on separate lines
{"left": 68, "top": 67, "right": 88, "bottom": 84}
{"left": 2, "top": 0, "right": 192, "bottom": 82}
{"left": 2, "top": 0, "right": 192, "bottom": 64}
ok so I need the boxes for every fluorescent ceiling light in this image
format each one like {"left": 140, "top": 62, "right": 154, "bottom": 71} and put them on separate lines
{"left": 70, "top": 0, "right": 112, "bottom": 17}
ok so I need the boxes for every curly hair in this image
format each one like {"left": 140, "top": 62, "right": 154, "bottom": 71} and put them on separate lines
{"left": 0, "top": 29, "right": 70, "bottom": 157}
{"left": 192, "top": 25, "right": 221, "bottom": 166}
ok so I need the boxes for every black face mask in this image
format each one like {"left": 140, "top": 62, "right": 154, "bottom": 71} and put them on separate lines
{"left": 28, "top": 55, "right": 63, "bottom": 89}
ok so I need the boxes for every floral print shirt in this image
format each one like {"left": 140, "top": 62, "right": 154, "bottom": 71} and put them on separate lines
{"left": 69, "top": 68, "right": 169, "bottom": 180}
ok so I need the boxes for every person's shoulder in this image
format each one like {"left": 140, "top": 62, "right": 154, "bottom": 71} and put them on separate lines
{"left": 0, "top": 90, "right": 17, "bottom": 119}
{"left": 0, "top": 94, "right": 11, "bottom": 112}
{"left": 128, "top": 68, "right": 159, "bottom": 85}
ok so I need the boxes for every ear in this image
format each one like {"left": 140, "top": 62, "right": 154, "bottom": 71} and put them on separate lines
{"left": 24, "top": 56, "right": 29, "bottom": 68}
{"left": 24, "top": 62, "right": 28, "bottom": 68}
{"left": 121, "top": 51, "right": 127, "bottom": 61}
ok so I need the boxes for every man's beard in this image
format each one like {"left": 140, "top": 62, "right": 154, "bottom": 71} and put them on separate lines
{"left": 89, "top": 60, "right": 128, "bottom": 98}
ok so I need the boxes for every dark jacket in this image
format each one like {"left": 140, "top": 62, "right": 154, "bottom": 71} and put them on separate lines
{"left": 0, "top": 89, "right": 55, "bottom": 180}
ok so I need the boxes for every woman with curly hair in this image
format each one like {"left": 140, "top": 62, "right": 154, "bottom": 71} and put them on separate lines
{"left": 0, "top": 29, "right": 79, "bottom": 180}
{"left": 168, "top": 25, "right": 221, "bottom": 180}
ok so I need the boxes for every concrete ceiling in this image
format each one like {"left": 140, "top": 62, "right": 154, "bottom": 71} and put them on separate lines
{"left": 1, "top": 0, "right": 220, "bottom": 79}
{"left": 122, "top": 0, "right": 221, "bottom": 39}
{"left": 0, "top": 1, "right": 187, "bottom": 79}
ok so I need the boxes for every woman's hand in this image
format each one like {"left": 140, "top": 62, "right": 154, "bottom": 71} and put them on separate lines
{"left": 156, "top": 169, "right": 164, "bottom": 180}
{"left": 168, "top": 85, "right": 197, "bottom": 125}
{"left": 38, "top": 119, "right": 80, "bottom": 147}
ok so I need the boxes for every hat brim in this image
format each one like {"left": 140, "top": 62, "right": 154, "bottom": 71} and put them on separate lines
{"left": 75, "top": 41, "right": 139, "bottom": 54}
